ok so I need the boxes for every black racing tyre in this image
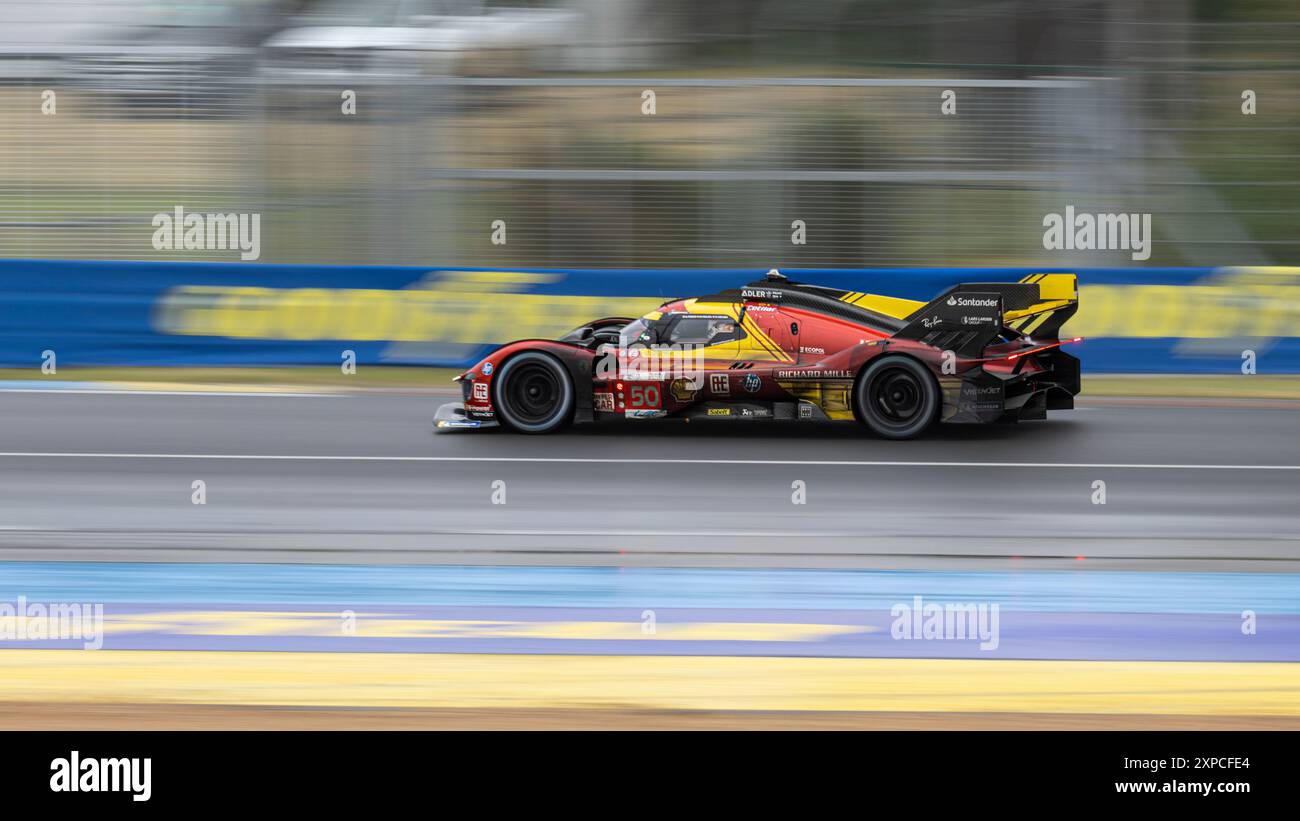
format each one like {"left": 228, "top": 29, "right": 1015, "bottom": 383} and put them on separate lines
{"left": 853, "top": 355, "right": 941, "bottom": 440}
{"left": 491, "top": 351, "right": 575, "bottom": 434}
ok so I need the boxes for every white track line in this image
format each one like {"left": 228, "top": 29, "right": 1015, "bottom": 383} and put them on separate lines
{"left": 0, "top": 452, "right": 1294, "bottom": 470}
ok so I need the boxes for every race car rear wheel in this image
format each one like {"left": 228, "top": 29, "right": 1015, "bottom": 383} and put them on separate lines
{"left": 492, "top": 351, "right": 575, "bottom": 434}
{"left": 854, "top": 355, "right": 940, "bottom": 440}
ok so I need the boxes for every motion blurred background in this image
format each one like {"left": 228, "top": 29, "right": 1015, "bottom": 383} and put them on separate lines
{"left": 0, "top": 1, "right": 1297, "bottom": 732}
{"left": 0, "top": 0, "right": 1296, "bottom": 267}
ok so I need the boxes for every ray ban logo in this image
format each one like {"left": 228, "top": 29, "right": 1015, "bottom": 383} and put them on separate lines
{"left": 1042, "top": 205, "right": 1152, "bottom": 261}
{"left": 152, "top": 206, "right": 261, "bottom": 260}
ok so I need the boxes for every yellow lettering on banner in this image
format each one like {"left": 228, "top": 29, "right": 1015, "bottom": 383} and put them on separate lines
{"left": 1184, "top": 286, "right": 1236, "bottom": 339}
{"left": 338, "top": 289, "right": 399, "bottom": 340}
{"left": 155, "top": 285, "right": 662, "bottom": 344}
{"left": 279, "top": 288, "right": 333, "bottom": 340}
{"left": 214, "top": 287, "right": 279, "bottom": 339}
{"left": 386, "top": 289, "right": 435, "bottom": 342}
{"left": 1074, "top": 283, "right": 1300, "bottom": 339}
{"left": 1242, "top": 285, "right": 1295, "bottom": 339}
{"left": 1136, "top": 286, "right": 1185, "bottom": 337}
{"left": 1069, "top": 284, "right": 1118, "bottom": 337}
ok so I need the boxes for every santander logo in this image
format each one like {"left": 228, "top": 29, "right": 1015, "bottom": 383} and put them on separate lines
{"left": 947, "top": 295, "right": 998, "bottom": 308}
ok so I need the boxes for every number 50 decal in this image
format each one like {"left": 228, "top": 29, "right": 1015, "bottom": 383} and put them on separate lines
{"left": 627, "top": 384, "right": 661, "bottom": 408}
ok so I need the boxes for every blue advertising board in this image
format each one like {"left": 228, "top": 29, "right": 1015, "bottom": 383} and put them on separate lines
{"left": 1, "top": 259, "right": 1296, "bottom": 372}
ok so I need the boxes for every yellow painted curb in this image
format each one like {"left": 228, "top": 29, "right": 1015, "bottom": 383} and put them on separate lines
{"left": 1, "top": 650, "right": 1296, "bottom": 715}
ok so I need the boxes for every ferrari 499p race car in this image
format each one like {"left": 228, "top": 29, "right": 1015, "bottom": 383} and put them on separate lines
{"left": 435, "top": 270, "right": 1081, "bottom": 439}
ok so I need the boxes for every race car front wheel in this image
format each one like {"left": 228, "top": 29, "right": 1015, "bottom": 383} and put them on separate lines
{"left": 854, "top": 355, "right": 940, "bottom": 440}
{"left": 492, "top": 351, "right": 575, "bottom": 434}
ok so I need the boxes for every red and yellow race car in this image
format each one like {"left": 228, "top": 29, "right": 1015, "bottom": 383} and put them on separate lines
{"left": 435, "top": 270, "right": 1081, "bottom": 439}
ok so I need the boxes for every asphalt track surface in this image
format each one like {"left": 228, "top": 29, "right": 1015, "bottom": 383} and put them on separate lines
{"left": 0, "top": 390, "right": 1296, "bottom": 569}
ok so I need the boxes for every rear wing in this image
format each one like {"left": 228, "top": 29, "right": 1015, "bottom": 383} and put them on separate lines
{"left": 893, "top": 274, "right": 1077, "bottom": 356}
{"left": 1000, "top": 273, "right": 1078, "bottom": 341}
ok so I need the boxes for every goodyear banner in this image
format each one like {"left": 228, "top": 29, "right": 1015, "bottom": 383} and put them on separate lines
{"left": 1, "top": 259, "right": 1298, "bottom": 372}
